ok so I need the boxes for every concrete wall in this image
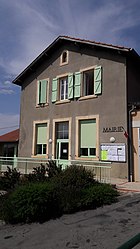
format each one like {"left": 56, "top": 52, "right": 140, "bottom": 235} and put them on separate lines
{"left": 18, "top": 43, "right": 128, "bottom": 178}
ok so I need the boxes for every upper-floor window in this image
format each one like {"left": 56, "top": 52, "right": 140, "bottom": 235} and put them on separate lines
{"left": 60, "top": 51, "right": 69, "bottom": 65}
{"left": 83, "top": 69, "right": 94, "bottom": 96}
{"left": 60, "top": 76, "right": 68, "bottom": 100}
{"left": 74, "top": 66, "right": 102, "bottom": 98}
{"left": 37, "top": 79, "right": 48, "bottom": 106}
{"left": 52, "top": 74, "right": 73, "bottom": 102}
{"left": 51, "top": 66, "right": 102, "bottom": 103}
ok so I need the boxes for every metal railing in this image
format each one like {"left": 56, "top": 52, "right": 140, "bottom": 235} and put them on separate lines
{"left": 0, "top": 157, "right": 112, "bottom": 183}
{"left": 117, "top": 233, "right": 140, "bottom": 249}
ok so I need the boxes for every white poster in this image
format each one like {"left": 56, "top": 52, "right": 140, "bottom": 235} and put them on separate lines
{"left": 101, "top": 143, "right": 126, "bottom": 162}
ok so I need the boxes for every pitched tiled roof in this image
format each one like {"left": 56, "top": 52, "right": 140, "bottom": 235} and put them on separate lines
{"left": 59, "top": 35, "right": 132, "bottom": 51}
{"left": 0, "top": 129, "right": 19, "bottom": 142}
{"left": 13, "top": 35, "right": 139, "bottom": 85}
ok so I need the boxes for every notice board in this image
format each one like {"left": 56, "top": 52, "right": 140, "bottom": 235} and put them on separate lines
{"left": 100, "top": 143, "right": 126, "bottom": 162}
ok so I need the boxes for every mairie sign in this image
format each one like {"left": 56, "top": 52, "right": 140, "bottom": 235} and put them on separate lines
{"left": 103, "top": 126, "right": 124, "bottom": 133}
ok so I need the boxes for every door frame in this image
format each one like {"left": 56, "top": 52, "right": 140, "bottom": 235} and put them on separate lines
{"left": 52, "top": 117, "right": 72, "bottom": 160}
{"left": 56, "top": 139, "right": 69, "bottom": 160}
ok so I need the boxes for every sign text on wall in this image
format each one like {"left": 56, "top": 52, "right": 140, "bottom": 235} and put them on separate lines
{"left": 103, "top": 126, "right": 124, "bottom": 133}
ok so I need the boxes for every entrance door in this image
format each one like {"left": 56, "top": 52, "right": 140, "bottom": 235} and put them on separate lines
{"left": 56, "top": 140, "right": 69, "bottom": 169}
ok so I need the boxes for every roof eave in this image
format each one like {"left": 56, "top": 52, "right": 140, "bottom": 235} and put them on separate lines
{"left": 12, "top": 36, "right": 139, "bottom": 86}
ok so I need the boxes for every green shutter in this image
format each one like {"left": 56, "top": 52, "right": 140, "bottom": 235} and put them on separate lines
{"left": 94, "top": 66, "right": 102, "bottom": 95}
{"left": 74, "top": 72, "right": 81, "bottom": 98}
{"left": 40, "top": 80, "right": 47, "bottom": 104}
{"left": 68, "top": 73, "right": 73, "bottom": 99}
{"left": 52, "top": 78, "right": 58, "bottom": 102}
{"left": 37, "top": 81, "right": 41, "bottom": 104}
{"left": 37, "top": 80, "right": 47, "bottom": 104}
{"left": 37, "top": 124, "right": 47, "bottom": 144}
{"left": 80, "top": 120, "right": 96, "bottom": 148}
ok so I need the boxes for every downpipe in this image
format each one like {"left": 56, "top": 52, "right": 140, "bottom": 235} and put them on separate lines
{"left": 128, "top": 105, "right": 136, "bottom": 182}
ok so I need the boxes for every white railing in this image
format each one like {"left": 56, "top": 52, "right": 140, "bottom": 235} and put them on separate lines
{"left": 0, "top": 157, "right": 112, "bottom": 183}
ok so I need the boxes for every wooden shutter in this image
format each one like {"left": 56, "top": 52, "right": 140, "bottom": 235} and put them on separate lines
{"left": 40, "top": 80, "right": 47, "bottom": 104}
{"left": 94, "top": 66, "right": 102, "bottom": 95}
{"left": 74, "top": 72, "right": 81, "bottom": 98}
{"left": 37, "top": 81, "right": 41, "bottom": 104}
{"left": 52, "top": 78, "right": 58, "bottom": 102}
{"left": 68, "top": 73, "right": 73, "bottom": 99}
{"left": 37, "top": 80, "right": 47, "bottom": 104}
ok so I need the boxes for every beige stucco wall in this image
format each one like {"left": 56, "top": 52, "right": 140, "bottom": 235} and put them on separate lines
{"left": 18, "top": 43, "right": 128, "bottom": 179}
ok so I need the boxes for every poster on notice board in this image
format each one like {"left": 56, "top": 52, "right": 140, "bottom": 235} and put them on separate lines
{"left": 100, "top": 143, "right": 126, "bottom": 162}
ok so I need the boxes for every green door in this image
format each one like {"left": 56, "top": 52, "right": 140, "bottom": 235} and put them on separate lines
{"left": 56, "top": 140, "right": 69, "bottom": 169}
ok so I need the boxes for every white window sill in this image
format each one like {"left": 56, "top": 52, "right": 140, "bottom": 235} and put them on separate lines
{"left": 75, "top": 156, "right": 99, "bottom": 161}
{"left": 55, "top": 99, "right": 70, "bottom": 105}
{"left": 60, "top": 61, "right": 69, "bottom": 66}
{"left": 31, "top": 155, "right": 48, "bottom": 158}
{"left": 36, "top": 103, "right": 49, "bottom": 108}
{"left": 79, "top": 95, "right": 97, "bottom": 101}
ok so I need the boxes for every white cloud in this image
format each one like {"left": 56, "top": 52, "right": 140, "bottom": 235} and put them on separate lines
{"left": 0, "top": 0, "right": 140, "bottom": 79}
{"left": 0, "top": 80, "right": 16, "bottom": 95}
{"left": 0, "top": 89, "right": 14, "bottom": 95}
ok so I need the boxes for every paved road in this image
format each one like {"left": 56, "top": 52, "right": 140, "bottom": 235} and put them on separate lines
{"left": 0, "top": 192, "right": 140, "bottom": 249}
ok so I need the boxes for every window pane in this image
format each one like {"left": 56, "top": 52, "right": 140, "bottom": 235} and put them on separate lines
{"left": 56, "top": 122, "right": 69, "bottom": 139}
{"left": 62, "top": 51, "right": 67, "bottom": 63}
{"left": 60, "top": 77, "right": 68, "bottom": 100}
{"left": 80, "top": 148, "right": 88, "bottom": 156}
{"left": 83, "top": 70, "right": 94, "bottom": 96}
{"left": 90, "top": 148, "right": 96, "bottom": 156}
{"left": 36, "top": 144, "right": 42, "bottom": 154}
{"left": 43, "top": 144, "right": 47, "bottom": 154}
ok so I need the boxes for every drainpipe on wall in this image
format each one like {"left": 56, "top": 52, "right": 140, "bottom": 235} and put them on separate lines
{"left": 128, "top": 104, "right": 136, "bottom": 182}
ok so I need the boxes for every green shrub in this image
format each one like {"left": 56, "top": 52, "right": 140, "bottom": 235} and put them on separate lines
{"left": 0, "top": 167, "right": 20, "bottom": 190}
{"left": 2, "top": 164, "right": 119, "bottom": 224}
{"left": 80, "top": 183, "right": 119, "bottom": 210}
{"left": 26, "top": 164, "right": 47, "bottom": 182}
{"left": 53, "top": 165, "right": 96, "bottom": 189}
{"left": 46, "top": 160, "right": 62, "bottom": 178}
{"left": 3, "top": 182, "right": 62, "bottom": 224}
{"left": 26, "top": 161, "right": 62, "bottom": 182}
{"left": 51, "top": 165, "right": 97, "bottom": 213}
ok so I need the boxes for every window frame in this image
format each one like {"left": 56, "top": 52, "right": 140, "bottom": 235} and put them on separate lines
{"left": 32, "top": 120, "right": 50, "bottom": 158}
{"left": 60, "top": 50, "right": 69, "bottom": 66}
{"left": 54, "top": 73, "right": 71, "bottom": 104}
{"left": 59, "top": 76, "right": 68, "bottom": 101}
{"left": 75, "top": 115, "right": 99, "bottom": 160}
{"left": 36, "top": 78, "right": 49, "bottom": 107}
{"left": 80, "top": 66, "right": 96, "bottom": 99}
{"left": 52, "top": 117, "right": 72, "bottom": 160}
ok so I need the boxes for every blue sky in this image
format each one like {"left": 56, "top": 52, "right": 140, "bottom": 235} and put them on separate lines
{"left": 0, "top": 0, "right": 140, "bottom": 135}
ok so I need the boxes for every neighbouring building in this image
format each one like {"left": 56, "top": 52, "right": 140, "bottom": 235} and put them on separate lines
{"left": 12, "top": 36, "right": 140, "bottom": 181}
{"left": 0, "top": 129, "right": 19, "bottom": 157}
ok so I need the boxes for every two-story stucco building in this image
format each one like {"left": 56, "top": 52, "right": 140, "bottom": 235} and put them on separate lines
{"left": 13, "top": 36, "right": 140, "bottom": 181}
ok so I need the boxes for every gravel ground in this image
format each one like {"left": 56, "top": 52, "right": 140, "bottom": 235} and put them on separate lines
{"left": 0, "top": 192, "right": 140, "bottom": 249}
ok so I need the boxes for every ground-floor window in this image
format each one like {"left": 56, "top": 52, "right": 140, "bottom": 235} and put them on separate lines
{"left": 32, "top": 121, "right": 49, "bottom": 156}
{"left": 79, "top": 119, "right": 96, "bottom": 157}
{"left": 75, "top": 116, "right": 98, "bottom": 159}
{"left": 36, "top": 123, "right": 47, "bottom": 155}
